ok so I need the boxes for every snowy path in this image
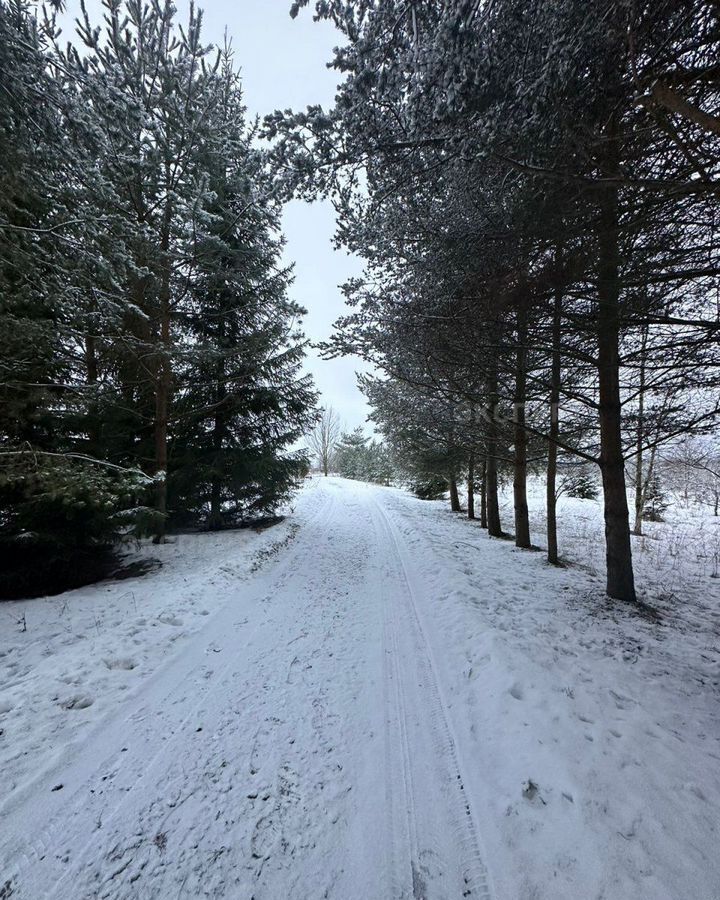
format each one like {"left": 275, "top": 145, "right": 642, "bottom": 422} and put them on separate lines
{"left": 1, "top": 478, "right": 492, "bottom": 900}
{"left": 3, "top": 476, "right": 719, "bottom": 900}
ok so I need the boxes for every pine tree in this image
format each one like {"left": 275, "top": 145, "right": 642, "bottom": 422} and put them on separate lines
{"left": 276, "top": 0, "right": 720, "bottom": 602}
{"left": 68, "top": 2, "right": 317, "bottom": 535}
{"left": 335, "top": 428, "right": 370, "bottom": 480}
{"left": 0, "top": 0, "right": 153, "bottom": 595}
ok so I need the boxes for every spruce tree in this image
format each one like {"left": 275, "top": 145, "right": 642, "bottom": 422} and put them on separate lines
{"left": 170, "top": 55, "right": 316, "bottom": 527}
{"left": 0, "top": 1, "right": 317, "bottom": 593}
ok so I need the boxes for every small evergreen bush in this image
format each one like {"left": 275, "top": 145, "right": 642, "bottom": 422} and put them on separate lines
{"left": 564, "top": 470, "right": 599, "bottom": 500}
{"left": 643, "top": 474, "right": 668, "bottom": 522}
{"left": 0, "top": 451, "right": 155, "bottom": 598}
{"left": 411, "top": 476, "right": 448, "bottom": 501}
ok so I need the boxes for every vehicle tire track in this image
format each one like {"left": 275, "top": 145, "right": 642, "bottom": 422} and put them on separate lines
{"left": 383, "top": 603, "right": 418, "bottom": 898}
{"left": 372, "top": 497, "right": 493, "bottom": 900}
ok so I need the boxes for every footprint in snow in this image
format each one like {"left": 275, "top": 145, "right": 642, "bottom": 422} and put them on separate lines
{"left": 609, "top": 690, "right": 636, "bottom": 710}
{"left": 61, "top": 693, "right": 94, "bottom": 710}
{"left": 103, "top": 657, "right": 137, "bottom": 671}
{"left": 158, "top": 614, "right": 183, "bottom": 626}
{"left": 250, "top": 813, "right": 280, "bottom": 861}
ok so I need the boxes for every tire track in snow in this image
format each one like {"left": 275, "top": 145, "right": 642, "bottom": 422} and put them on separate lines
{"left": 4, "top": 479, "right": 490, "bottom": 899}
{"left": 382, "top": 595, "right": 418, "bottom": 898}
{"left": 372, "top": 495, "right": 493, "bottom": 900}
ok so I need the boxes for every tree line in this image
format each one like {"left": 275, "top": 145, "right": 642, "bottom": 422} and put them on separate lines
{"left": 270, "top": 0, "right": 720, "bottom": 602}
{"left": 307, "top": 407, "right": 394, "bottom": 483}
{"left": 0, "top": 0, "right": 315, "bottom": 596}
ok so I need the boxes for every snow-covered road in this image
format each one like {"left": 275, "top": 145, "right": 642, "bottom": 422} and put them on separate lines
{"left": 1, "top": 478, "right": 491, "bottom": 900}
{"left": 2, "top": 476, "right": 719, "bottom": 899}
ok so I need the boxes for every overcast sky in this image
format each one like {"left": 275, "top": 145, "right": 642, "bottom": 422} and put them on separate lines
{"left": 59, "top": 0, "right": 371, "bottom": 432}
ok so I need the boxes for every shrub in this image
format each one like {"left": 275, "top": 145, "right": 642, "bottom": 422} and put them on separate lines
{"left": 643, "top": 474, "right": 669, "bottom": 523}
{"left": 0, "top": 451, "right": 155, "bottom": 598}
{"left": 411, "top": 476, "right": 448, "bottom": 501}
{"left": 564, "top": 470, "right": 599, "bottom": 500}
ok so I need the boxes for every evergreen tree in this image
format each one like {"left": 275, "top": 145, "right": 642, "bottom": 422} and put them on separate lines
{"left": 0, "top": 0, "right": 153, "bottom": 595}
{"left": 68, "top": 2, "right": 316, "bottom": 534}
{"left": 334, "top": 427, "right": 395, "bottom": 485}
{"left": 170, "top": 54, "right": 315, "bottom": 527}
{"left": 275, "top": 0, "right": 720, "bottom": 601}
{"left": 0, "top": 1, "right": 316, "bottom": 593}
{"left": 563, "top": 469, "right": 600, "bottom": 501}
{"left": 642, "top": 475, "right": 668, "bottom": 523}
{"left": 334, "top": 428, "right": 369, "bottom": 480}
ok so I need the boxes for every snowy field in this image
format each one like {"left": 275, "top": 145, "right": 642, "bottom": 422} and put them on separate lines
{"left": 1, "top": 475, "right": 719, "bottom": 899}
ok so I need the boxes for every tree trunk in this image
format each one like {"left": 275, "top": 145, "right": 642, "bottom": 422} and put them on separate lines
{"left": 547, "top": 284, "right": 562, "bottom": 565}
{"left": 154, "top": 315, "right": 170, "bottom": 541}
{"left": 632, "top": 326, "right": 648, "bottom": 536}
{"left": 84, "top": 327, "right": 101, "bottom": 454}
{"left": 480, "top": 457, "right": 488, "bottom": 529}
{"left": 467, "top": 453, "right": 475, "bottom": 519}
{"left": 486, "top": 371, "right": 502, "bottom": 537}
{"left": 486, "top": 452, "right": 501, "bottom": 535}
{"left": 449, "top": 475, "right": 461, "bottom": 512}
{"left": 209, "top": 478, "right": 222, "bottom": 530}
{"left": 633, "top": 444, "right": 644, "bottom": 535}
{"left": 635, "top": 444, "right": 658, "bottom": 530}
{"left": 513, "top": 306, "right": 531, "bottom": 548}
{"left": 596, "top": 146, "right": 636, "bottom": 601}
{"left": 153, "top": 165, "right": 173, "bottom": 543}
{"left": 209, "top": 356, "right": 225, "bottom": 531}
{"left": 209, "top": 483, "right": 222, "bottom": 528}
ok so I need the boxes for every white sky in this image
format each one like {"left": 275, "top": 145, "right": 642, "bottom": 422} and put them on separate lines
{"left": 58, "top": 0, "right": 371, "bottom": 432}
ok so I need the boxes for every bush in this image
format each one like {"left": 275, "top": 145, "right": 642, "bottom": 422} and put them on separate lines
{"left": 335, "top": 429, "right": 396, "bottom": 485}
{"left": 411, "top": 476, "right": 448, "bottom": 501}
{"left": 0, "top": 451, "right": 155, "bottom": 598}
{"left": 168, "top": 449, "right": 308, "bottom": 530}
{"left": 564, "top": 470, "right": 599, "bottom": 500}
{"left": 643, "top": 474, "right": 668, "bottom": 523}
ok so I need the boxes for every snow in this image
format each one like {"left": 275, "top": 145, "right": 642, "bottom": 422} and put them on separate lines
{"left": 1, "top": 476, "right": 719, "bottom": 899}
{"left": 385, "top": 479, "right": 720, "bottom": 899}
{"left": 0, "top": 505, "right": 309, "bottom": 803}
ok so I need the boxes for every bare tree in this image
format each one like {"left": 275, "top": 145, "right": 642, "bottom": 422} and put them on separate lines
{"left": 663, "top": 437, "right": 720, "bottom": 515}
{"left": 307, "top": 406, "right": 342, "bottom": 476}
